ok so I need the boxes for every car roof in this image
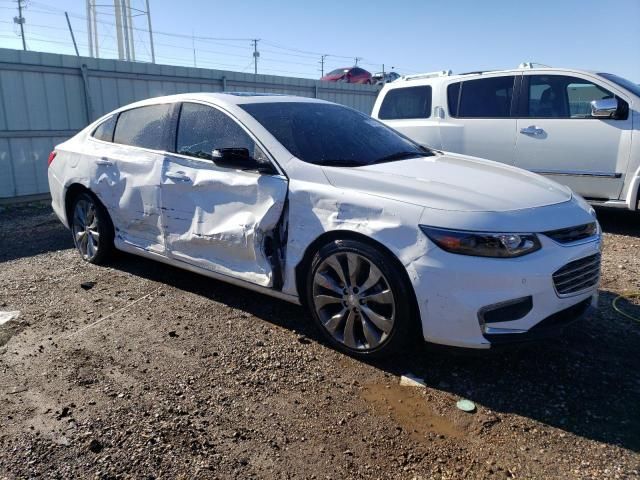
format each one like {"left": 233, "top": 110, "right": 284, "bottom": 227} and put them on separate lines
{"left": 109, "top": 92, "right": 331, "bottom": 113}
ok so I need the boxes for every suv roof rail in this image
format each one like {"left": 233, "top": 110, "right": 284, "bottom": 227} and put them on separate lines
{"left": 519, "top": 61, "right": 552, "bottom": 69}
{"left": 401, "top": 70, "right": 452, "bottom": 81}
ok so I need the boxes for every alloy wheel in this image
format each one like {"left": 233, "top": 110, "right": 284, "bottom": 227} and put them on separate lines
{"left": 312, "top": 252, "right": 395, "bottom": 350}
{"left": 72, "top": 198, "right": 100, "bottom": 261}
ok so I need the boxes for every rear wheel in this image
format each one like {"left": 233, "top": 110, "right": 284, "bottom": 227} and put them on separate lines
{"left": 70, "top": 192, "right": 114, "bottom": 264}
{"left": 306, "top": 239, "right": 416, "bottom": 358}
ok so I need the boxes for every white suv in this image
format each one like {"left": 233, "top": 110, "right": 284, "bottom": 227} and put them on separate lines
{"left": 372, "top": 65, "right": 640, "bottom": 210}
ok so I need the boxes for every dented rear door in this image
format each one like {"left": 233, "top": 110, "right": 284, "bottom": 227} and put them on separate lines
{"left": 160, "top": 102, "right": 288, "bottom": 287}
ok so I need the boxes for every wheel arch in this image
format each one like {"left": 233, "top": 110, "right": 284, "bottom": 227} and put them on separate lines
{"left": 64, "top": 183, "right": 113, "bottom": 234}
{"left": 294, "top": 229, "right": 421, "bottom": 331}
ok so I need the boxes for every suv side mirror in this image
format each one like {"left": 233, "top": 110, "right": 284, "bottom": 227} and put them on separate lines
{"left": 591, "top": 98, "right": 618, "bottom": 118}
{"left": 211, "top": 148, "right": 274, "bottom": 174}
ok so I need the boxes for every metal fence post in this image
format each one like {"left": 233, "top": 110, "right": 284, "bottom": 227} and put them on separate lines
{"left": 80, "top": 64, "right": 95, "bottom": 122}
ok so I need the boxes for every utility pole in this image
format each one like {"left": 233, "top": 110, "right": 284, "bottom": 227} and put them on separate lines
{"left": 65, "top": 12, "right": 80, "bottom": 56}
{"left": 252, "top": 39, "right": 260, "bottom": 75}
{"left": 320, "top": 54, "right": 327, "bottom": 77}
{"left": 14, "top": 0, "right": 26, "bottom": 51}
{"left": 354, "top": 57, "right": 362, "bottom": 66}
{"left": 114, "top": 0, "right": 125, "bottom": 60}
{"left": 192, "top": 32, "right": 197, "bottom": 67}
{"left": 121, "top": 0, "right": 131, "bottom": 61}
{"left": 145, "top": 0, "right": 155, "bottom": 63}
{"left": 125, "top": 0, "right": 135, "bottom": 61}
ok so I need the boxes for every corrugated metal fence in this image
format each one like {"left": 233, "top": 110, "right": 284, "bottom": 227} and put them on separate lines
{"left": 0, "top": 48, "right": 379, "bottom": 201}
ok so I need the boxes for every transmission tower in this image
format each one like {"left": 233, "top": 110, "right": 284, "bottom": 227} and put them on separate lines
{"left": 86, "top": 0, "right": 155, "bottom": 62}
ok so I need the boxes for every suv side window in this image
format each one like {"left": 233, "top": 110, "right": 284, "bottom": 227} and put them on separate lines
{"left": 448, "top": 76, "right": 515, "bottom": 118}
{"left": 92, "top": 115, "right": 117, "bottom": 142}
{"left": 113, "top": 104, "right": 172, "bottom": 150}
{"left": 526, "top": 75, "right": 615, "bottom": 118}
{"left": 379, "top": 86, "right": 432, "bottom": 120}
{"left": 176, "top": 102, "right": 267, "bottom": 162}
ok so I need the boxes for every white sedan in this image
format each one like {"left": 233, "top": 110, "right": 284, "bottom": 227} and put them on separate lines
{"left": 48, "top": 93, "right": 601, "bottom": 358}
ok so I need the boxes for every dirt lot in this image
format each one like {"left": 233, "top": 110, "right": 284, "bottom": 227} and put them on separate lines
{"left": 0, "top": 203, "right": 639, "bottom": 479}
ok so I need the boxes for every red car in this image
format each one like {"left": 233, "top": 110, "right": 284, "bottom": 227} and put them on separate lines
{"left": 320, "top": 67, "right": 373, "bottom": 84}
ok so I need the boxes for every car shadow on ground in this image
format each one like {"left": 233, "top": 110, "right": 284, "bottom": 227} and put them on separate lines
{"left": 0, "top": 204, "right": 72, "bottom": 263}
{"left": 112, "top": 251, "right": 640, "bottom": 453}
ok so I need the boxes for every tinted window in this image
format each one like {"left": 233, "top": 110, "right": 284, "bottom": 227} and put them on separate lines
{"left": 526, "top": 75, "right": 614, "bottom": 118}
{"left": 92, "top": 115, "right": 116, "bottom": 142}
{"left": 240, "top": 102, "right": 432, "bottom": 167}
{"left": 447, "top": 82, "right": 461, "bottom": 116}
{"left": 176, "top": 102, "right": 266, "bottom": 162}
{"left": 327, "top": 68, "right": 348, "bottom": 76}
{"left": 451, "top": 76, "right": 515, "bottom": 118}
{"left": 379, "top": 86, "right": 432, "bottom": 120}
{"left": 113, "top": 104, "right": 172, "bottom": 150}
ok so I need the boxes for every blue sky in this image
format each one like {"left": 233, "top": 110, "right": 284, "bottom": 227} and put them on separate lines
{"left": 0, "top": 0, "right": 638, "bottom": 82}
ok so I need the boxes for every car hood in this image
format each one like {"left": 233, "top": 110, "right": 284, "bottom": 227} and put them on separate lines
{"left": 322, "top": 152, "right": 573, "bottom": 212}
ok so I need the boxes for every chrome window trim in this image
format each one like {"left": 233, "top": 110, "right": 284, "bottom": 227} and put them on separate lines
{"left": 531, "top": 169, "right": 622, "bottom": 179}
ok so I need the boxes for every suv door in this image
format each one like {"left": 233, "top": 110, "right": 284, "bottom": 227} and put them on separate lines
{"left": 89, "top": 103, "right": 172, "bottom": 254}
{"left": 160, "top": 102, "right": 288, "bottom": 287}
{"left": 515, "top": 73, "right": 632, "bottom": 200}
{"left": 440, "top": 74, "right": 518, "bottom": 165}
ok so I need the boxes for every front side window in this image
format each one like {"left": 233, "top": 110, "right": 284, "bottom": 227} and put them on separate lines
{"left": 379, "top": 86, "right": 432, "bottom": 120}
{"left": 92, "top": 115, "right": 116, "bottom": 142}
{"left": 240, "top": 102, "right": 431, "bottom": 167}
{"left": 449, "top": 76, "right": 515, "bottom": 118}
{"left": 526, "top": 75, "right": 614, "bottom": 118}
{"left": 113, "top": 104, "right": 172, "bottom": 150}
{"left": 176, "top": 102, "right": 266, "bottom": 162}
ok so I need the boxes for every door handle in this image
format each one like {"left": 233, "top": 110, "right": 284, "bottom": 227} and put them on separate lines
{"left": 96, "top": 158, "right": 114, "bottom": 166}
{"left": 165, "top": 171, "right": 192, "bottom": 182}
{"left": 520, "top": 125, "right": 545, "bottom": 136}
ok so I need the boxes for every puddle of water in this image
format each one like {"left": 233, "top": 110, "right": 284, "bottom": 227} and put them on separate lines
{"left": 362, "top": 383, "right": 465, "bottom": 442}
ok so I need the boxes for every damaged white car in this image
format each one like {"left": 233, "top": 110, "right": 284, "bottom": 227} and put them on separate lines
{"left": 48, "top": 93, "right": 601, "bottom": 358}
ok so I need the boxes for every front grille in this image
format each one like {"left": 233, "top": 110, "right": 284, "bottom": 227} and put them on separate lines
{"left": 544, "top": 222, "right": 598, "bottom": 244}
{"left": 552, "top": 253, "right": 601, "bottom": 295}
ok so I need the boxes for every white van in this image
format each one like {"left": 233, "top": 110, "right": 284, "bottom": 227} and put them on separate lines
{"left": 371, "top": 65, "right": 640, "bottom": 210}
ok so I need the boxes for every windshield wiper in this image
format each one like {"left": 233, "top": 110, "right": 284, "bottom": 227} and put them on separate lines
{"left": 317, "top": 159, "right": 365, "bottom": 167}
{"left": 371, "top": 150, "right": 425, "bottom": 164}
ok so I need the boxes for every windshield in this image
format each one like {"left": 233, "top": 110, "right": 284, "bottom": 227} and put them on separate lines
{"left": 326, "top": 68, "right": 348, "bottom": 76}
{"left": 240, "top": 102, "right": 432, "bottom": 167}
{"left": 598, "top": 73, "right": 640, "bottom": 97}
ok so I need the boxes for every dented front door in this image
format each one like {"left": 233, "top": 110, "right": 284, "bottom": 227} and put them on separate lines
{"left": 159, "top": 102, "right": 288, "bottom": 287}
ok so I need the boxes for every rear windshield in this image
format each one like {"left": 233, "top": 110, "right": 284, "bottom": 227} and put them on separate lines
{"left": 327, "top": 68, "right": 348, "bottom": 76}
{"left": 240, "top": 102, "right": 431, "bottom": 167}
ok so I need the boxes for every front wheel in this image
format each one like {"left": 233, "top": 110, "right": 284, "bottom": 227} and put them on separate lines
{"left": 306, "top": 239, "right": 416, "bottom": 358}
{"left": 70, "top": 192, "right": 114, "bottom": 264}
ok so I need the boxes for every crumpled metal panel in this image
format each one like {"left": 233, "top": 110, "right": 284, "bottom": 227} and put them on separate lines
{"left": 160, "top": 155, "right": 287, "bottom": 287}
{"left": 281, "top": 177, "right": 428, "bottom": 297}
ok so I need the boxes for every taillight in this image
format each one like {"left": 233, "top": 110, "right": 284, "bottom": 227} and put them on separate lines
{"left": 47, "top": 151, "right": 57, "bottom": 167}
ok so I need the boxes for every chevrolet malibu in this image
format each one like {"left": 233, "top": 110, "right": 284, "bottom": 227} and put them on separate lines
{"left": 48, "top": 93, "right": 601, "bottom": 358}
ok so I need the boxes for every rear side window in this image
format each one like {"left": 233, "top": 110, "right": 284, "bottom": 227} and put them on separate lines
{"left": 92, "top": 115, "right": 116, "bottom": 142}
{"left": 113, "top": 104, "right": 172, "bottom": 150}
{"left": 379, "top": 86, "right": 432, "bottom": 120}
{"left": 448, "top": 76, "right": 515, "bottom": 118}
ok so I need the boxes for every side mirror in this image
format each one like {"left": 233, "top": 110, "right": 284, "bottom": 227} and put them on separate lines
{"left": 591, "top": 98, "right": 618, "bottom": 118}
{"left": 211, "top": 148, "right": 274, "bottom": 174}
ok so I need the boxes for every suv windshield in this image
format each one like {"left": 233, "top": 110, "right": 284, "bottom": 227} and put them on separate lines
{"left": 598, "top": 73, "right": 640, "bottom": 97}
{"left": 240, "top": 102, "right": 431, "bottom": 167}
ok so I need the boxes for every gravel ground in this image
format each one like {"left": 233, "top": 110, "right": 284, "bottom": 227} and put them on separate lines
{"left": 0, "top": 203, "right": 639, "bottom": 479}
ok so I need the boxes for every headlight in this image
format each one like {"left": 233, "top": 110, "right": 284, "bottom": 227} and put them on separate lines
{"left": 420, "top": 225, "right": 541, "bottom": 258}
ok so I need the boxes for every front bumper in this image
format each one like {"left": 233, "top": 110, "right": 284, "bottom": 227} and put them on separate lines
{"left": 409, "top": 233, "right": 601, "bottom": 349}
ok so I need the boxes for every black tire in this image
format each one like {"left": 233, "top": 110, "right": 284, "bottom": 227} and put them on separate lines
{"left": 69, "top": 191, "right": 114, "bottom": 265}
{"left": 305, "top": 239, "right": 417, "bottom": 359}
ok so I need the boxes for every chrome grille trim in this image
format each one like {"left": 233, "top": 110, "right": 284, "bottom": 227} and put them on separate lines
{"left": 544, "top": 222, "right": 598, "bottom": 244}
{"left": 552, "top": 253, "right": 601, "bottom": 296}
